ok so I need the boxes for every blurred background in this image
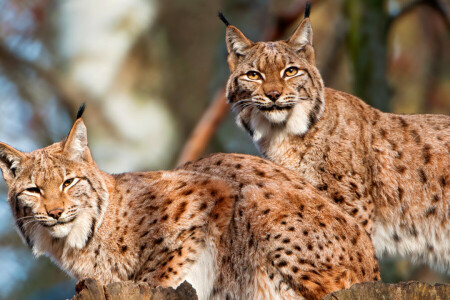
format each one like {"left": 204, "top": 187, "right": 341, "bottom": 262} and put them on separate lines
{"left": 0, "top": 0, "right": 448, "bottom": 299}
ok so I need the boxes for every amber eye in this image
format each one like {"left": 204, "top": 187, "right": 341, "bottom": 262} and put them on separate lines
{"left": 284, "top": 67, "right": 299, "bottom": 77}
{"left": 26, "top": 187, "right": 40, "bottom": 194}
{"left": 63, "top": 178, "right": 74, "bottom": 188}
{"left": 246, "top": 71, "right": 261, "bottom": 80}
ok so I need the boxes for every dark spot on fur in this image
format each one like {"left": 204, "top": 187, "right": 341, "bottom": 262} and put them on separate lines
{"left": 199, "top": 202, "right": 207, "bottom": 211}
{"left": 396, "top": 165, "right": 406, "bottom": 173}
{"left": 422, "top": 144, "right": 431, "bottom": 164}
{"left": 410, "top": 129, "right": 421, "bottom": 144}
{"left": 264, "top": 192, "right": 273, "bottom": 199}
{"left": 418, "top": 169, "right": 427, "bottom": 183}
{"left": 425, "top": 206, "right": 436, "bottom": 217}
{"left": 318, "top": 184, "right": 328, "bottom": 191}
{"left": 399, "top": 117, "right": 408, "bottom": 128}
{"left": 183, "top": 189, "right": 194, "bottom": 196}
{"left": 333, "top": 195, "right": 345, "bottom": 204}
{"left": 174, "top": 201, "right": 187, "bottom": 222}
{"left": 393, "top": 233, "right": 400, "bottom": 242}
{"left": 254, "top": 169, "right": 265, "bottom": 177}
{"left": 263, "top": 209, "right": 270, "bottom": 214}
{"left": 439, "top": 176, "right": 446, "bottom": 187}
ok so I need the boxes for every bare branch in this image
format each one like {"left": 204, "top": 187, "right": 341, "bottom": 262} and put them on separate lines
{"left": 176, "top": 89, "right": 228, "bottom": 165}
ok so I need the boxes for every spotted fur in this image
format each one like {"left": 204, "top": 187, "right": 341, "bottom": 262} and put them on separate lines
{"left": 0, "top": 119, "right": 379, "bottom": 300}
{"left": 224, "top": 12, "right": 450, "bottom": 270}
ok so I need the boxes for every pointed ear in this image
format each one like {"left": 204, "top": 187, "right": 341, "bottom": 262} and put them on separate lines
{"left": 226, "top": 26, "right": 253, "bottom": 71}
{"left": 288, "top": 18, "right": 313, "bottom": 50}
{"left": 63, "top": 119, "right": 91, "bottom": 162}
{"left": 0, "top": 142, "right": 27, "bottom": 184}
{"left": 287, "top": 18, "right": 315, "bottom": 63}
{"left": 226, "top": 26, "right": 253, "bottom": 54}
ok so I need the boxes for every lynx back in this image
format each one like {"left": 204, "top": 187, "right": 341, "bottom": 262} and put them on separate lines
{"left": 0, "top": 111, "right": 379, "bottom": 299}
{"left": 223, "top": 5, "right": 449, "bottom": 270}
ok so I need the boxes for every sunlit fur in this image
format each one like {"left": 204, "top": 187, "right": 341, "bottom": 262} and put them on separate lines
{"left": 0, "top": 119, "right": 380, "bottom": 299}
{"left": 0, "top": 127, "right": 109, "bottom": 255}
{"left": 225, "top": 17, "right": 450, "bottom": 271}
{"left": 226, "top": 19, "right": 324, "bottom": 142}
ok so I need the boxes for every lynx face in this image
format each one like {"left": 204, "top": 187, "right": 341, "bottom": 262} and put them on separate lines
{"left": 225, "top": 18, "right": 324, "bottom": 139}
{"left": 0, "top": 120, "right": 109, "bottom": 250}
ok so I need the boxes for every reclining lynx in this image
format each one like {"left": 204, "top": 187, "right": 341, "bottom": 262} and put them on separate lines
{"left": 0, "top": 107, "right": 378, "bottom": 299}
{"left": 222, "top": 4, "right": 449, "bottom": 270}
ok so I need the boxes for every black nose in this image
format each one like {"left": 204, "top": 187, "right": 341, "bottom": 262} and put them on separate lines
{"left": 48, "top": 208, "right": 64, "bottom": 220}
{"left": 266, "top": 90, "right": 281, "bottom": 101}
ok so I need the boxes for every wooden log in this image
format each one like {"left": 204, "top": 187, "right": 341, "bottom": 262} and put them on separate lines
{"left": 72, "top": 279, "right": 449, "bottom": 299}
{"left": 72, "top": 279, "right": 197, "bottom": 300}
{"left": 324, "top": 281, "right": 449, "bottom": 300}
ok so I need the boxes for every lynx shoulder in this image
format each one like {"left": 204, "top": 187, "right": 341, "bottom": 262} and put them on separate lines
{"left": 0, "top": 112, "right": 379, "bottom": 299}
{"left": 222, "top": 5, "right": 449, "bottom": 270}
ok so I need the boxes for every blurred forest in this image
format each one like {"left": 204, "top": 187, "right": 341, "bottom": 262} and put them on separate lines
{"left": 0, "top": 0, "right": 448, "bottom": 299}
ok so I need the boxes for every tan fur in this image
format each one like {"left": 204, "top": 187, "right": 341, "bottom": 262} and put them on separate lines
{"left": 225, "top": 16, "right": 450, "bottom": 270}
{"left": 0, "top": 118, "right": 379, "bottom": 300}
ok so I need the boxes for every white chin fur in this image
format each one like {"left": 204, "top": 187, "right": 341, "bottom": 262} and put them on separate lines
{"left": 263, "top": 109, "right": 289, "bottom": 124}
{"left": 249, "top": 103, "right": 311, "bottom": 142}
{"left": 48, "top": 223, "right": 73, "bottom": 238}
{"left": 284, "top": 103, "right": 310, "bottom": 136}
{"left": 66, "top": 212, "right": 95, "bottom": 249}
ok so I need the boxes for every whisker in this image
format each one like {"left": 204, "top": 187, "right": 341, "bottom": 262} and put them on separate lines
{"left": 15, "top": 216, "right": 35, "bottom": 222}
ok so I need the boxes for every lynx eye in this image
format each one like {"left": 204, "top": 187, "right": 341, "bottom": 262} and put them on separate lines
{"left": 284, "top": 67, "right": 299, "bottom": 77}
{"left": 63, "top": 178, "right": 75, "bottom": 188}
{"left": 246, "top": 71, "right": 261, "bottom": 80}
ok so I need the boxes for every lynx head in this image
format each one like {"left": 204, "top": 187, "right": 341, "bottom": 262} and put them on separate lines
{"left": 0, "top": 106, "right": 109, "bottom": 253}
{"left": 223, "top": 3, "right": 324, "bottom": 141}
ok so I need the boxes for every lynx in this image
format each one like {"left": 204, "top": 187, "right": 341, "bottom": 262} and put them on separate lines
{"left": 222, "top": 4, "right": 449, "bottom": 270}
{"left": 0, "top": 107, "right": 379, "bottom": 299}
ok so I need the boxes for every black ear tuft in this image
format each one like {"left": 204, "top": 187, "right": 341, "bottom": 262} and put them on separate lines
{"left": 76, "top": 103, "right": 86, "bottom": 120}
{"left": 304, "top": 1, "right": 311, "bottom": 19}
{"left": 218, "top": 12, "right": 231, "bottom": 26}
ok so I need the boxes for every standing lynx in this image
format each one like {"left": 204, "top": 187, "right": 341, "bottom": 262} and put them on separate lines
{"left": 222, "top": 5, "right": 449, "bottom": 270}
{"left": 0, "top": 108, "right": 379, "bottom": 300}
